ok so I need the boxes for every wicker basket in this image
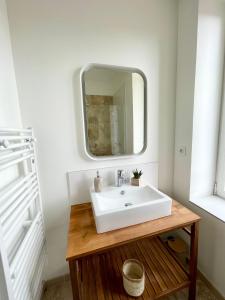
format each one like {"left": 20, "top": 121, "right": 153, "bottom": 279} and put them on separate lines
{"left": 122, "top": 259, "right": 145, "bottom": 297}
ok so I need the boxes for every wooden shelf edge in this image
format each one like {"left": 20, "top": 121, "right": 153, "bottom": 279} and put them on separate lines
{"left": 66, "top": 220, "right": 200, "bottom": 262}
{"left": 66, "top": 202, "right": 201, "bottom": 261}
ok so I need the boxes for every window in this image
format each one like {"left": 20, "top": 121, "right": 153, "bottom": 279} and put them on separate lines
{"left": 216, "top": 89, "right": 225, "bottom": 198}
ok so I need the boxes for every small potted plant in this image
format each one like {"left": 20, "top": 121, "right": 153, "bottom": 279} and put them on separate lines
{"left": 131, "top": 169, "right": 143, "bottom": 186}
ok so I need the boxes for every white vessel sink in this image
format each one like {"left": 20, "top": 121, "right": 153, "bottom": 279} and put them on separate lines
{"left": 90, "top": 184, "right": 172, "bottom": 233}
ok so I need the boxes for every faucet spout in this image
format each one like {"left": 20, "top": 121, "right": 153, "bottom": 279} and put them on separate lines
{"left": 116, "top": 169, "right": 124, "bottom": 187}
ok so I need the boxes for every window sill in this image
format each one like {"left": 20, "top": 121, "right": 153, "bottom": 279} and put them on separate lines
{"left": 190, "top": 195, "right": 225, "bottom": 223}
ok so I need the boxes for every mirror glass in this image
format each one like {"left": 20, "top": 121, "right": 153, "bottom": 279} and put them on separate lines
{"left": 81, "top": 65, "right": 147, "bottom": 158}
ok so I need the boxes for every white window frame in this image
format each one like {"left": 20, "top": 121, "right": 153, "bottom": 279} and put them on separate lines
{"left": 216, "top": 81, "right": 225, "bottom": 198}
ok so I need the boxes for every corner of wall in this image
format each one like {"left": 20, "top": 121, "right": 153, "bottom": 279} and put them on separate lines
{"left": 173, "top": 0, "right": 199, "bottom": 202}
{"left": 0, "top": 0, "right": 22, "bottom": 128}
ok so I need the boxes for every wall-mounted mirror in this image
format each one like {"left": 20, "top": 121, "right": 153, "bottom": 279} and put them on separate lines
{"left": 81, "top": 64, "right": 147, "bottom": 159}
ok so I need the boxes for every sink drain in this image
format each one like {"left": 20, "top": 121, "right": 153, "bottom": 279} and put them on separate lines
{"left": 124, "top": 202, "right": 133, "bottom": 207}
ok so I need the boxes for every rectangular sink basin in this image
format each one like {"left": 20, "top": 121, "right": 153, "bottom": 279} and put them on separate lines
{"left": 90, "top": 185, "right": 172, "bottom": 233}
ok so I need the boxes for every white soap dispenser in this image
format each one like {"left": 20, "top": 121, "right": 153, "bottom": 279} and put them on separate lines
{"left": 94, "top": 170, "right": 102, "bottom": 193}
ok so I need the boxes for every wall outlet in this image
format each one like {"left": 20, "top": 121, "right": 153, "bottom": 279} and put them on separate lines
{"left": 178, "top": 146, "right": 186, "bottom": 156}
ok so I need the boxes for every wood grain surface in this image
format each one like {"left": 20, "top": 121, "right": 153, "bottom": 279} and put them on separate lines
{"left": 73, "top": 237, "right": 190, "bottom": 300}
{"left": 66, "top": 200, "right": 200, "bottom": 261}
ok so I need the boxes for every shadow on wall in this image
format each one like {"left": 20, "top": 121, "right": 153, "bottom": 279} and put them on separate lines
{"left": 72, "top": 69, "right": 86, "bottom": 160}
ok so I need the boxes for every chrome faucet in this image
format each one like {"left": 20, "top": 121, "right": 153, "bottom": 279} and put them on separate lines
{"left": 116, "top": 170, "right": 124, "bottom": 187}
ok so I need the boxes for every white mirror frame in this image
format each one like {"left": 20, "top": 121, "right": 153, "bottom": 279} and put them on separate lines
{"left": 80, "top": 63, "right": 147, "bottom": 160}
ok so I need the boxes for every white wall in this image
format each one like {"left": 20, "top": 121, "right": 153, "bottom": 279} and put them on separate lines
{"left": 174, "top": 0, "right": 225, "bottom": 297}
{"left": 7, "top": 0, "right": 178, "bottom": 279}
{"left": 0, "top": 0, "right": 21, "bottom": 128}
{"left": 0, "top": 1, "right": 22, "bottom": 299}
{"left": 173, "top": 0, "right": 199, "bottom": 202}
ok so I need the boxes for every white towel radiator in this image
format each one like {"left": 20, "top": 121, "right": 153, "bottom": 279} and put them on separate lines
{"left": 0, "top": 128, "right": 46, "bottom": 300}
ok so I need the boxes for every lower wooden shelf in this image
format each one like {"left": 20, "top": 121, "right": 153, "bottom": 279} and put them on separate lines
{"left": 75, "top": 237, "right": 190, "bottom": 300}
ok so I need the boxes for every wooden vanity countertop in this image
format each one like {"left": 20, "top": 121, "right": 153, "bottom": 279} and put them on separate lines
{"left": 66, "top": 200, "right": 200, "bottom": 261}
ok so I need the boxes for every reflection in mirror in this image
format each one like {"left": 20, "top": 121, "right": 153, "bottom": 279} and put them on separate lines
{"left": 81, "top": 65, "right": 146, "bottom": 158}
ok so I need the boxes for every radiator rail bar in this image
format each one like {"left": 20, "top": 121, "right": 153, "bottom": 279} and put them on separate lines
{"left": 0, "top": 127, "right": 46, "bottom": 300}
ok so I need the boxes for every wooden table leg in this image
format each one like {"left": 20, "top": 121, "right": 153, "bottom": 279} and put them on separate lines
{"left": 69, "top": 260, "right": 80, "bottom": 300}
{"left": 188, "top": 222, "right": 199, "bottom": 300}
